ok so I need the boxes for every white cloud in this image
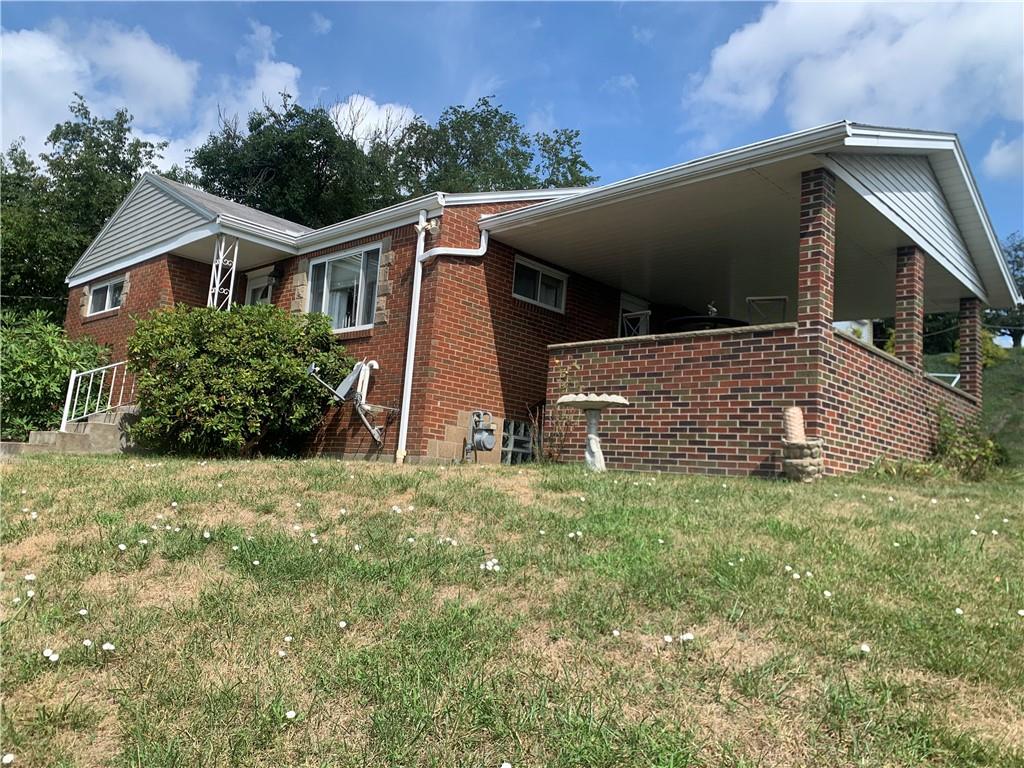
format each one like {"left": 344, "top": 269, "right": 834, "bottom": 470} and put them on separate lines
{"left": 1, "top": 21, "right": 199, "bottom": 156}
{"left": 526, "top": 103, "right": 556, "bottom": 135}
{"left": 632, "top": 26, "right": 654, "bottom": 45}
{"left": 689, "top": 2, "right": 1023, "bottom": 142}
{"left": 983, "top": 135, "right": 1024, "bottom": 179}
{"left": 238, "top": 19, "right": 278, "bottom": 64}
{"left": 602, "top": 74, "right": 639, "bottom": 94}
{"left": 331, "top": 93, "right": 416, "bottom": 149}
{"left": 310, "top": 12, "right": 332, "bottom": 36}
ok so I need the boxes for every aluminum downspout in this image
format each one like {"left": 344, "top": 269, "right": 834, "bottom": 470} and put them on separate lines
{"left": 394, "top": 211, "right": 490, "bottom": 464}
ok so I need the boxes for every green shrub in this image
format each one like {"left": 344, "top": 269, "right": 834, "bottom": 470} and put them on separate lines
{"left": 126, "top": 305, "right": 352, "bottom": 456}
{"left": 932, "top": 407, "right": 1004, "bottom": 481}
{"left": 945, "top": 330, "right": 1009, "bottom": 369}
{"left": 0, "top": 310, "right": 109, "bottom": 441}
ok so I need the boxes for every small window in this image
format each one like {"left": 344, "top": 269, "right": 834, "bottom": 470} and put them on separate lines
{"left": 512, "top": 257, "right": 566, "bottom": 312}
{"left": 501, "top": 419, "right": 533, "bottom": 465}
{"left": 88, "top": 277, "right": 125, "bottom": 315}
{"left": 307, "top": 246, "right": 381, "bottom": 330}
{"left": 246, "top": 276, "right": 273, "bottom": 306}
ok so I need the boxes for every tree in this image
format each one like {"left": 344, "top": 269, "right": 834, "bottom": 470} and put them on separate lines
{"left": 387, "top": 97, "right": 598, "bottom": 195}
{"left": 187, "top": 95, "right": 376, "bottom": 228}
{"left": 988, "top": 232, "right": 1024, "bottom": 348}
{"left": 1, "top": 95, "right": 165, "bottom": 314}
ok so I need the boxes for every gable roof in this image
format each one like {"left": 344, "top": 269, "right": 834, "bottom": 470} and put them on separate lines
{"left": 482, "top": 121, "right": 1020, "bottom": 308}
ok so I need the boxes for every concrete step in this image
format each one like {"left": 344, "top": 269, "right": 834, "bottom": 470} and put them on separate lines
{"left": 26, "top": 430, "right": 93, "bottom": 453}
{"left": 82, "top": 422, "right": 128, "bottom": 453}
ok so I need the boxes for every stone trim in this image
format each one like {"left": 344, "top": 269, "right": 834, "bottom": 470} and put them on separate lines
{"left": 547, "top": 322, "right": 797, "bottom": 351}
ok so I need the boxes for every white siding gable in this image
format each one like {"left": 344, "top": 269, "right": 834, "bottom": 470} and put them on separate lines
{"left": 68, "top": 177, "right": 213, "bottom": 280}
{"left": 825, "top": 152, "right": 984, "bottom": 298}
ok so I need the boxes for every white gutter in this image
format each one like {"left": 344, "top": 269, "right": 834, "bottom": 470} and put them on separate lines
{"left": 394, "top": 214, "right": 490, "bottom": 464}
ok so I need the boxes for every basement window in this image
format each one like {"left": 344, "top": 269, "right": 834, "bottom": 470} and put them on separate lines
{"left": 501, "top": 419, "right": 534, "bottom": 465}
{"left": 308, "top": 245, "right": 381, "bottom": 331}
{"left": 513, "top": 256, "right": 566, "bottom": 312}
{"left": 88, "top": 276, "right": 125, "bottom": 315}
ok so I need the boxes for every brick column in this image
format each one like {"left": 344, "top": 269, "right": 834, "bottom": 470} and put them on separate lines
{"left": 894, "top": 245, "right": 925, "bottom": 369}
{"left": 958, "top": 297, "right": 982, "bottom": 401}
{"left": 797, "top": 168, "right": 837, "bottom": 442}
{"left": 798, "top": 168, "right": 837, "bottom": 331}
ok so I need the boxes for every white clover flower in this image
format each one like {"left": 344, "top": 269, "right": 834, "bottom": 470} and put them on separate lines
{"left": 930, "top": 497, "right": 938, "bottom": 505}
{"left": 11, "top": 597, "right": 20, "bottom": 605}
{"left": 340, "top": 508, "right": 348, "bottom": 516}
{"left": 43, "top": 648, "right": 54, "bottom": 658}
{"left": 680, "top": 632, "right": 694, "bottom": 642}
{"left": 295, "top": 502, "right": 302, "bottom": 509}
{"left": 1003, "top": 518, "right": 1009, "bottom": 524}
{"left": 285, "top": 710, "right": 296, "bottom": 719}
{"left": 118, "top": 543, "right": 127, "bottom": 551}
{"left": 1017, "top": 609, "right": 1024, "bottom": 617}
{"left": 954, "top": 608, "right": 964, "bottom": 616}
{"left": 174, "top": 527, "right": 181, "bottom": 533}
{"left": 277, "top": 649, "right": 287, "bottom": 658}
{"left": 82, "top": 639, "right": 93, "bottom": 647}
{"left": 23, "top": 574, "right": 35, "bottom": 582}
{"left": 252, "top": 560, "right": 260, "bottom": 566}
{"left": 391, "top": 505, "right": 402, "bottom": 514}
{"left": 157, "top": 514, "right": 165, "bottom": 520}
{"left": 48, "top": 653, "right": 59, "bottom": 662}
{"left": 20, "top": 489, "right": 26, "bottom": 495}
{"left": 231, "top": 545, "right": 239, "bottom": 551}
{"left": 888, "top": 496, "right": 895, "bottom": 502}
{"left": 539, "top": 530, "right": 545, "bottom": 535}
{"left": 21, "top": 507, "right": 28, "bottom": 514}
{"left": 203, "top": 531, "right": 211, "bottom": 539}
{"left": 138, "top": 539, "right": 149, "bottom": 546}
{"left": 893, "top": 542, "right": 900, "bottom": 548}
{"left": 970, "top": 530, "right": 978, "bottom": 536}
{"left": 792, "top": 573, "right": 800, "bottom": 580}
{"left": 658, "top": 539, "right": 665, "bottom": 545}
{"left": 500, "top": 762, "right": 512, "bottom": 768}
{"left": 353, "top": 544, "right": 362, "bottom": 552}
{"left": 292, "top": 524, "right": 302, "bottom": 531}
{"left": 171, "top": 502, "right": 178, "bottom": 509}
{"left": 974, "top": 514, "right": 981, "bottom": 520}
{"left": 406, "top": 537, "right": 415, "bottom": 544}
{"left": 217, "top": 483, "right": 223, "bottom": 488}
{"left": 2, "top": 752, "right": 14, "bottom": 764}
{"left": 859, "top": 643, "right": 871, "bottom": 654}
{"left": 991, "top": 530, "right": 999, "bottom": 536}
{"left": 406, "top": 505, "right": 415, "bottom": 512}
{"left": 728, "top": 562, "right": 735, "bottom": 567}
{"left": 663, "top": 635, "right": 673, "bottom": 644}
{"left": 338, "top": 620, "right": 348, "bottom": 629}
{"left": 805, "top": 571, "right": 813, "bottom": 578}
{"left": 78, "top": 608, "right": 88, "bottom": 617}
{"left": 611, "top": 629, "right": 620, "bottom": 638}
{"left": 784, "top": 565, "right": 793, "bottom": 573}
{"left": 823, "top": 590, "right": 833, "bottom": 599}
{"left": 30, "top": 512, "right": 38, "bottom": 521}
{"left": 311, "top": 537, "right": 319, "bottom": 545}
{"left": 25, "top": 590, "right": 34, "bottom": 598}
{"left": 578, "top": 496, "right": 586, "bottom": 502}
{"left": 284, "top": 636, "right": 293, "bottom": 643}
{"left": 101, "top": 642, "right": 115, "bottom": 652}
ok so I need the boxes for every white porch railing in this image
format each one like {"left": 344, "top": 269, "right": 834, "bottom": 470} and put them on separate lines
{"left": 60, "top": 361, "right": 135, "bottom": 432}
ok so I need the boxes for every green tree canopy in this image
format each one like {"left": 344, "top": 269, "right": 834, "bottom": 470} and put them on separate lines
{"left": 185, "top": 95, "right": 376, "bottom": 228}
{"left": 1, "top": 95, "right": 165, "bottom": 314}
{"left": 988, "top": 232, "right": 1024, "bottom": 348}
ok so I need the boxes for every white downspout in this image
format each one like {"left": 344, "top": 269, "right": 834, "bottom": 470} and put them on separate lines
{"left": 395, "top": 208, "right": 490, "bottom": 464}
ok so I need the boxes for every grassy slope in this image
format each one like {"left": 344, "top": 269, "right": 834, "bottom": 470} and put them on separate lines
{"left": 1, "top": 457, "right": 1022, "bottom": 768}
{"left": 925, "top": 347, "right": 1024, "bottom": 465}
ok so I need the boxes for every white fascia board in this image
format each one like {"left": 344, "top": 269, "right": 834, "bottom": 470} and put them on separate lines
{"left": 295, "top": 194, "right": 443, "bottom": 253}
{"left": 440, "top": 188, "right": 589, "bottom": 206}
{"left": 482, "top": 121, "right": 853, "bottom": 232}
{"left": 67, "top": 223, "right": 220, "bottom": 286}
{"left": 217, "top": 216, "right": 300, "bottom": 251}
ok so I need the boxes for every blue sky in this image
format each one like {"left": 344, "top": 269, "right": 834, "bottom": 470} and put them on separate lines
{"left": 2, "top": 2, "right": 1022, "bottom": 237}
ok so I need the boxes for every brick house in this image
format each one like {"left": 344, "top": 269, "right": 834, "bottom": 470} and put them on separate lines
{"left": 64, "top": 121, "right": 1021, "bottom": 475}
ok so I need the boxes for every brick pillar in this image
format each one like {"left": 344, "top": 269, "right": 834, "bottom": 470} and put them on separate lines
{"left": 894, "top": 245, "right": 925, "bottom": 369}
{"left": 958, "top": 297, "right": 982, "bottom": 401}
{"left": 798, "top": 168, "right": 837, "bottom": 331}
{"left": 797, "top": 168, "right": 837, "bottom": 442}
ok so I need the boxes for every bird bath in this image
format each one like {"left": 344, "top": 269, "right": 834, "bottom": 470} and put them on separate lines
{"left": 555, "top": 394, "right": 630, "bottom": 471}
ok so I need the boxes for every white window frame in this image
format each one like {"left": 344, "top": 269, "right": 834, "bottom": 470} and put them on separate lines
{"left": 87, "top": 275, "right": 126, "bottom": 315}
{"left": 244, "top": 267, "right": 274, "bottom": 306}
{"left": 512, "top": 255, "right": 567, "bottom": 313}
{"left": 306, "top": 243, "right": 382, "bottom": 333}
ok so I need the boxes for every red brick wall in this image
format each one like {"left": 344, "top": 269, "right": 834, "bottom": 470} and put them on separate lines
{"left": 410, "top": 205, "right": 619, "bottom": 460}
{"left": 545, "top": 324, "right": 809, "bottom": 476}
{"left": 64, "top": 254, "right": 210, "bottom": 360}
{"left": 821, "top": 331, "right": 980, "bottom": 472}
{"left": 894, "top": 246, "right": 925, "bottom": 369}
{"left": 544, "top": 324, "right": 981, "bottom": 477}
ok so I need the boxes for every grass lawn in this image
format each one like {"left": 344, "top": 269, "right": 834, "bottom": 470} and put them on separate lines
{"left": 1, "top": 457, "right": 1022, "bottom": 767}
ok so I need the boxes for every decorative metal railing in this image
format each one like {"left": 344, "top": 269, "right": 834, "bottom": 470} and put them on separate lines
{"left": 59, "top": 361, "right": 135, "bottom": 432}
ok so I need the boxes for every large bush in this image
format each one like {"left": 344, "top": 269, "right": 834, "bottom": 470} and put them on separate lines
{"left": 127, "top": 305, "right": 352, "bottom": 456}
{"left": 0, "top": 310, "right": 109, "bottom": 440}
